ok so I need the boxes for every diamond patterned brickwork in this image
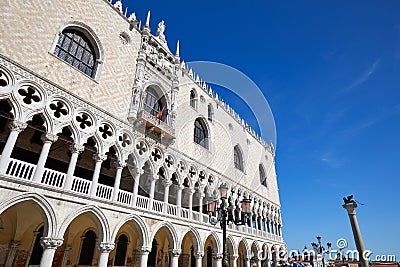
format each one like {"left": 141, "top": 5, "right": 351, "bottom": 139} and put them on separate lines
{"left": 0, "top": 0, "right": 141, "bottom": 120}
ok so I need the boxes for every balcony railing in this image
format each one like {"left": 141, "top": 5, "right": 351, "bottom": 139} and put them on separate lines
{"left": 1, "top": 156, "right": 283, "bottom": 243}
{"left": 137, "top": 110, "right": 175, "bottom": 140}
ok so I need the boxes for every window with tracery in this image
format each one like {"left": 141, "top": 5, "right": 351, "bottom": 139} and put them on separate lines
{"left": 194, "top": 118, "right": 208, "bottom": 149}
{"left": 54, "top": 29, "right": 97, "bottom": 78}
{"left": 259, "top": 164, "right": 267, "bottom": 187}
{"left": 234, "top": 145, "right": 244, "bottom": 171}
{"left": 190, "top": 89, "right": 197, "bottom": 109}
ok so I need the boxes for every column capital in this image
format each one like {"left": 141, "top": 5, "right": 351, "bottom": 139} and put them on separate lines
{"left": 70, "top": 144, "right": 85, "bottom": 154}
{"left": 9, "top": 240, "right": 21, "bottom": 248}
{"left": 169, "top": 248, "right": 181, "bottom": 256}
{"left": 188, "top": 188, "right": 195, "bottom": 194}
{"left": 231, "top": 254, "right": 239, "bottom": 260}
{"left": 40, "top": 237, "right": 63, "bottom": 249}
{"left": 93, "top": 153, "right": 107, "bottom": 162}
{"left": 97, "top": 242, "right": 115, "bottom": 253}
{"left": 194, "top": 251, "right": 204, "bottom": 258}
{"left": 9, "top": 120, "right": 27, "bottom": 132}
{"left": 139, "top": 246, "right": 151, "bottom": 255}
{"left": 41, "top": 133, "right": 58, "bottom": 143}
{"left": 114, "top": 160, "right": 127, "bottom": 169}
{"left": 162, "top": 179, "right": 172, "bottom": 187}
{"left": 342, "top": 203, "right": 357, "bottom": 215}
{"left": 213, "top": 253, "right": 223, "bottom": 260}
{"left": 131, "top": 167, "right": 144, "bottom": 176}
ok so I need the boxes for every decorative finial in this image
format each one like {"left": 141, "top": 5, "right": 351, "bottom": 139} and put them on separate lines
{"left": 176, "top": 40, "right": 180, "bottom": 57}
{"left": 145, "top": 10, "right": 151, "bottom": 27}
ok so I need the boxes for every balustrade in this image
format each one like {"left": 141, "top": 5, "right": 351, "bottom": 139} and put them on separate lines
{"left": 1, "top": 156, "right": 281, "bottom": 242}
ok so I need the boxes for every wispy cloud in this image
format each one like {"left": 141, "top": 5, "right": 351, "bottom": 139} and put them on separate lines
{"left": 320, "top": 152, "right": 345, "bottom": 168}
{"left": 340, "top": 60, "right": 379, "bottom": 93}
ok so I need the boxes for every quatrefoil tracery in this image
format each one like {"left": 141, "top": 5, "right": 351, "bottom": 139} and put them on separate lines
{"left": 18, "top": 86, "right": 41, "bottom": 105}
{"left": 119, "top": 133, "right": 131, "bottom": 148}
{"left": 136, "top": 141, "right": 147, "bottom": 156}
{"left": 49, "top": 101, "right": 68, "bottom": 118}
{"left": 151, "top": 148, "right": 162, "bottom": 162}
{"left": 76, "top": 113, "right": 92, "bottom": 129}
{"left": 99, "top": 124, "right": 113, "bottom": 139}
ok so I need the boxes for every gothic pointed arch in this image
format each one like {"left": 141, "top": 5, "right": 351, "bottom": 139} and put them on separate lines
{"left": 194, "top": 117, "right": 209, "bottom": 149}
{"left": 234, "top": 145, "right": 244, "bottom": 171}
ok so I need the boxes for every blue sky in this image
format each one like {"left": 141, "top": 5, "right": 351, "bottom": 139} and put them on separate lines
{"left": 124, "top": 0, "right": 400, "bottom": 260}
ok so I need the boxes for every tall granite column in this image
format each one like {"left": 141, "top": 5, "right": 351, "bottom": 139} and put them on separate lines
{"left": 342, "top": 202, "right": 369, "bottom": 267}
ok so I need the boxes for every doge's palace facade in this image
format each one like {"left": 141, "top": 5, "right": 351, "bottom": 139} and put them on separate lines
{"left": 0, "top": 1, "right": 286, "bottom": 267}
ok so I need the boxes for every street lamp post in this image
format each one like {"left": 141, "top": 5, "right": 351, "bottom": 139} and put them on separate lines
{"left": 207, "top": 183, "right": 252, "bottom": 267}
{"left": 311, "top": 236, "right": 331, "bottom": 267}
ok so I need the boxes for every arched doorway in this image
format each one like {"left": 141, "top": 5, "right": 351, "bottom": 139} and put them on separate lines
{"left": 0, "top": 200, "right": 50, "bottom": 267}
{"left": 179, "top": 230, "right": 200, "bottom": 267}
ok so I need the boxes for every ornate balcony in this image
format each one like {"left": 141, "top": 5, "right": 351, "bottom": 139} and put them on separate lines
{"left": 136, "top": 109, "right": 175, "bottom": 141}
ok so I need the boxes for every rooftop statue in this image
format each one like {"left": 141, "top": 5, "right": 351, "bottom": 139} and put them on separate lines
{"left": 156, "top": 20, "right": 166, "bottom": 42}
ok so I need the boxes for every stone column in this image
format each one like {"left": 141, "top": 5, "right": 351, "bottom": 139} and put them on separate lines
{"left": 162, "top": 180, "right": 171, "bottom": 212}
{"left": 97, "top": 242, "right": 114, "bottom": 267}
{"left": 4, "top": 240, "right": 20, "bottom": 267}
{"left": 198, "top": 193, "right": 204, "bottom": 218}
{"left": 89, "top": 153, "right": 107, "bottom": 197}
{"left": 60, "top": 245, "right": 72, "bottom": 267}
{"left": 194, "top": 252, "right": 203, "bottom": 267}
{"left": 231, "top": 255, "right": 238, "bottom": 267}
{"left": 32, "top": 133, "right": 58, "bottom": 183}
{"left": 244, "top": 256, "right": 251, "bottom": 267}
{"left": 139, "top": 247, "right": 151, "bottom": 267}
{"left": 148, "top": 178, "right": 156, "bottom": 210}
{"left": 170, "top": 249, "right": 181, "bottom": 267}
{"left": 256, "top": 257, "right": 262, "bottom": 267}
{"left": 64, "top": 144, "right": 84, "bottom": 190}
{"left": 131, "top": 168, "right": 143, "bottom": 206}
{"left": 188, "top": 188, "right": 195, "bottom": 219}
{"left": 214, "top": 253, "right": 223, "bottom": 267}
{"left": 0, "top": 121, "right": 27, "bottom": 174}
{"left": 112, "top": 161, "right": 127, "bottom": 202}
{"left": 342, "top": 203, "right": 369, "bottom": 267}
{"left": 39, "top": 237, "right": 63, "bottom": 267}
{"left": 176, "top": 185, "right": 183, "bottom": 208}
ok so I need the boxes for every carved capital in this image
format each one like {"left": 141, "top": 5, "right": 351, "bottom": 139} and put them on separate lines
{"left": 342, "top": 203, "right": 357, "bottom": 215}
{"left": 139, "top": 246, "right": 151, "bottom": 255}
{"left": 131, "top": 167, "right": 144, "bottom": 177}
{"left": 194, "top": 251, "right": 204, "bottom": 258}
{"left": 70, "top": 144, "right": 85, "bottom": 154}
{"left": 40, "top": 237, "right": 63, "bottom": 249}
{"left": 41, "top": 133, "right": 58, "bottom": 143}
{"left": 9, "top": 121, "right": 27, "bottom": 133}
{"left": 169, "top": 248, "right": 181, "bottom": 257}
{"left": 114, "top": 160, "right": 127, "bottom": 169}
{"left": 9, "top": 240, "right": 21, "bottom": 248}
{"left": 97, "top": 242, "right": 115, "bottom": 253}
{"left": 213, "top": 253, "right": 223, "bottom": 260}
{"left": 231, "top": 254, "right": 239, "bottom": 260}
{"left": 93, "top": 153, "right": 107, "bottom": 162}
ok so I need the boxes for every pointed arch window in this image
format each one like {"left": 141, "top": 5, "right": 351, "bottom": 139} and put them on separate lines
{"left": 54, "top": 28, "right": 98, "bottom": 78}
{"left": 259, "top": 164, "right": 267, "bottom": 187}
{"left": 190, "top": 89, "right": 198, "bottom": 110}
{"left": 143, "top": 86, "right": 167, "bottom": 122}
{"left": 194, "top": 118, "right": 209, "bottom": 149}
{"left": 208, "top": 104, "right": 213, "bottom": 122}
{"left": 234, "top": 145, "right": 244, "bottom": 171}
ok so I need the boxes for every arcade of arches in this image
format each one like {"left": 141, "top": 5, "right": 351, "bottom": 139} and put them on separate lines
{"left": 0, "top": 194, "right": 284, "bottom": 267}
